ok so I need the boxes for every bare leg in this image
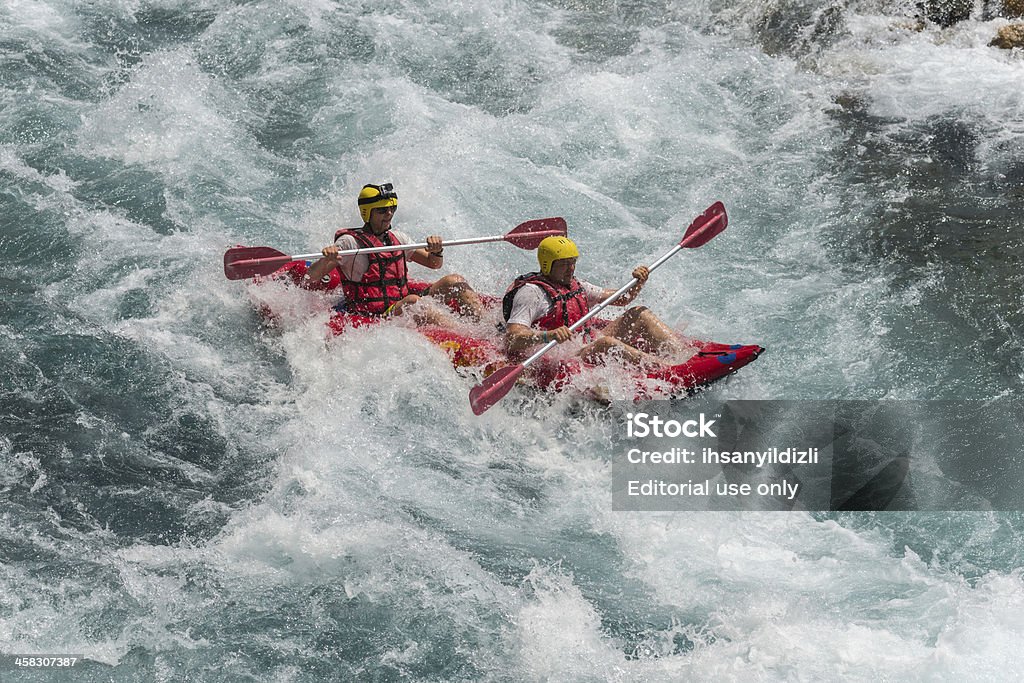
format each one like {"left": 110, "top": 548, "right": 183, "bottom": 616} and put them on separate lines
{"left": 426, "top": 274, "right": 485, "bottom": 320}
{"left": 390, "top": 294, "right": 456, "bottom": 327}
{"left": 579, "top": 335, "right": 665, "bottom": 366}
{"left": 600, "top": 306, "right": 690, "bottom": 359}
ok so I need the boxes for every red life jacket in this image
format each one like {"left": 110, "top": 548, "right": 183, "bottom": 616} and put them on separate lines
{"left": 334, "top": 228, "right": 409, "bottom": 315}
{"left": 502, "top": 272, "right": 590, "bottom": 330}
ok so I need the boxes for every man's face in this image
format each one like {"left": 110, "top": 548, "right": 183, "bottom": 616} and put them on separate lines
{"left": 547, "top": 257, "right": 577, "bottom": 286}
{"left": 368, "top": 205, "right": 396, "bottom": 233}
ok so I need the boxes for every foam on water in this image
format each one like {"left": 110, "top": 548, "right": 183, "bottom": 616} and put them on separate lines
{"left": 3, "top": 0, "right": 1024, "bottom": 679}
{"left": 823, "top": 13, "right": 1024, "bottom": 121}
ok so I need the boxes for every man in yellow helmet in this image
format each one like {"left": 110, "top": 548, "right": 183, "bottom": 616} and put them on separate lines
{"left": 501, "top": 236, "right": 689, "bottom": 364}
{"left": 304, "top": 183, "right": 485, "bottom": 322}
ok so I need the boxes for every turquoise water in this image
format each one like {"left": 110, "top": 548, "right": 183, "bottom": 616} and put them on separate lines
{"left": 3, "top": 0, "right": 1024, "bottom": 679}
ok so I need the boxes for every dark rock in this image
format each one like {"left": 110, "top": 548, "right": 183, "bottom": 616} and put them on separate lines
{"left": 755, "top": 0, "right": 846, "bottom": 57}
{"left": 1003, "top": 0, "right": 1024, "bottom": 18}
{"left": 916, "top": 0, "right": 974, "bottom": 27}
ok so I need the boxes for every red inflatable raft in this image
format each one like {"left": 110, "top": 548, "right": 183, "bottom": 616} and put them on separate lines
{"left": 258, "top": 260, "right": 764, "bottom": 401}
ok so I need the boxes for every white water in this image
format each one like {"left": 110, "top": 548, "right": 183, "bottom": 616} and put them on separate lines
{"left": 2, "top": 0, "right": 1024, "bottom": 679}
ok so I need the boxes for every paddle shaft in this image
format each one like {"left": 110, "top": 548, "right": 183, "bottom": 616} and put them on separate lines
{"left": 517, "top": 242, "right": 685, "bottom": 370}
{"left": 224, "top": 217, "right": 568, "bottom": 280}
{"left": 271, "top": 231, "right": 566, "bottom": 263}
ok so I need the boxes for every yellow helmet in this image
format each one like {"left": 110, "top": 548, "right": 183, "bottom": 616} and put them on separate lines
{"left": 537, "top": 236, "right": 579, "bottom": 275}
{"left": 357, "top": 182, "right": 398, "bottom": 223}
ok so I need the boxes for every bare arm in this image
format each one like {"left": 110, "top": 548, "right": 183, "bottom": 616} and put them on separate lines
{"left": 407, "top": 235, "right": 445, "bottom": 270}
{"left": 505, "top": 323, "right": 572, "bottom": 353}
{"left": 598, "top": 265, "right": 649, "bottom": 306}
{"left": 305, "top": 245, "right": 340, "bottom": 283}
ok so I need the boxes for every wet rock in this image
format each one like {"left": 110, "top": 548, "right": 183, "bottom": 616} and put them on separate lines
{"left": 990, "top": 23, "right": 1024, "bottom": 47}
{"left": 1002, "top": 0, "right": 1024, "bottom": 18}
{"left": 755, "top": 0, "right": 846, "bottom": 57}
{"left": 916, "top": 0, "right": 974, "bottom": 27}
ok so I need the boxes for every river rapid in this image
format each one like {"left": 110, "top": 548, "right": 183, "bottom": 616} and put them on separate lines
{"left": 3, "top": 0, "right": 1024, "bottom": 679}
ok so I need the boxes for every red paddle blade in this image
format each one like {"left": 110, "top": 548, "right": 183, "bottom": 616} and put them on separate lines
{"left": 223, "top": 246, "right": 292, "bottom": 280}
{"left": 680, "top": 201, "right": 727, "bottom": 248}
{"left": 504, "top": 218, "right": 568, "bottom": 249}
{"left": 469, "top": 364, "right": 525, "bottom": 415}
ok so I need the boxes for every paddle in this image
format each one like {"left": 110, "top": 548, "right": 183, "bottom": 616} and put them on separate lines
{"left": 469, "top": 201, "right": 728, "bottom": 416}
{"left": 223, "top": 218, "right": 568, "bottom": 280}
